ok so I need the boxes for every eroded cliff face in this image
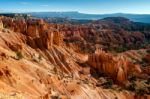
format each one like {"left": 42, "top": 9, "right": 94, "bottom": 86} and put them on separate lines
{"left": 0, "top": 19, "right": 3, "bottom": 29}
{"left": 2, "top": 17, "right": 149, "bottom": 54}
{"left": 86, "top": 49, "right": 142, "bottom": 85}
{"left": 2, "top": 17, "right": 65, "bottom": 49}
{"left": 0, "top": 17, "right": 149, "bottom": 99}
{"left": 58, "top": 22, "right": 147, "bottom": 53}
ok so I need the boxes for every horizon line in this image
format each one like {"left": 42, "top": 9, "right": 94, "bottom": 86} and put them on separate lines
{"left": 0, "top": 11, "right": 150, "bottom": 15}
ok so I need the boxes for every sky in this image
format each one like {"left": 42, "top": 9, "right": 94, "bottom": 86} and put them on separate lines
{"left": 0, "top": 0, "right": 150, "bottom": 14}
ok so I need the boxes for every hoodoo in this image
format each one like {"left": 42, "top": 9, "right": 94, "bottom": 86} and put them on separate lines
{"left": 0, "top": 16, "right": 149, "bottom": 99}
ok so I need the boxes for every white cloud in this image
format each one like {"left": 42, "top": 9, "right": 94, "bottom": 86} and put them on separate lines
{"left": 20, "top": 2, "right": 29, "bottom": 5}
{"left": 40, "top": 5, "right": 49, "bottom": 7}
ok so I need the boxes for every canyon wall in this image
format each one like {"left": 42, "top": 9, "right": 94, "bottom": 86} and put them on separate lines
{"left": 0, "top": 17, "right": 149, "bottom": 99}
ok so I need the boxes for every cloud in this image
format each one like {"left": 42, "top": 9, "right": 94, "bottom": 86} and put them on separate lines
{"left": 40, "top": 5, "right": 49, "bottom": 7}
{"left": 20, "top": 2, "right": 29, "bottom": 5}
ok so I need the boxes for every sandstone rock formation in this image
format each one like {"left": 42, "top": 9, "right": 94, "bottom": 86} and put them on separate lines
{"left": 0, "top": 20, "right": 3, "bottom": 29}
{"left": 58, "top": 18, "right": 148, "bottom": 53}
{"left": 86, "top": 49, "right": 142, "bottom": 85}
{"left": 2, "top": 16, "right": 150, "bottom": 54}
{"left": 1, "top": 17, "right": 64, "bottom": 50}
{"left": 0, "top": 16, "right": 149, "bottom": 99}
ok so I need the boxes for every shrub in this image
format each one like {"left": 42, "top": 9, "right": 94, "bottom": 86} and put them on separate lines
{"left": 146, "top": 49, "right": 150, "bottom": 54}
{"left": 16, "top": 51, "right": 23, "bottom": 59}
{"left": 126, "top": 83, "right": 136, "bottom": 91}
{"left": 115, "top": 46, "right": 128, "bottom": 53}
{"left": 3, "top": 24, "right": 8, "bottom": 28}
{"left": 101, "top": 79, "right": 114, "bottom": 89}
{"left": 38, "top": 55, "right": 42, "bottom": 61}
{"left": 146, "top": 77, "right": 150, "bottom": 84}
{"left": 135, "top": 87, "right": 146, "bottom": 96}
{"left": 129, "top": 74, "right": 137, "bottom": 82}
{"left": 53, "top": 67, "right": 57, "bottom": 74}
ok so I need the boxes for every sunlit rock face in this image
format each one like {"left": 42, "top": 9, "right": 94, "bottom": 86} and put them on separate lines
{"left": 2, "top": 17, "right": 148, "bottom": 54}
{"left": 86, "top": 49, "right": 142, "bottom": 85}
{"left": 1, "top": 17, "right": 64, "bottom": 50}
{"left": 0, "top": 17, "right": 4, "bottom": 29}
{"left": 0, "top": 20, "right": 3, "bottom": 29}
{"left": 0, "top": 16, "right": 149, "bottom": 99}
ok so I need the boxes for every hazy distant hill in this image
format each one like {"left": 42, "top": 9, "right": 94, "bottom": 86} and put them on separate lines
{"left": 1, "top": 12, "right": 150, "bottom": 23}
{"left": 28, "top": 12, "right": 150, "bottom": 23}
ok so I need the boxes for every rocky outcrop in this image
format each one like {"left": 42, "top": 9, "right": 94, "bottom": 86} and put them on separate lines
{"left": 0, "top": 16, "right": 149, "bottom": 99}
{"left": 1, "top": 16, "right": 149, "bottom": 54}
{"left": 0, "top": 20, "right": 3, "bottom": 29}
{"left": 86, "top": 49, "right": 142, "bottom": 85}
{"left": 26, "top": 25, "right": 39, "bottom": 37}
{"left": 1, "top": 17, "right": 64, "bottom": 50}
